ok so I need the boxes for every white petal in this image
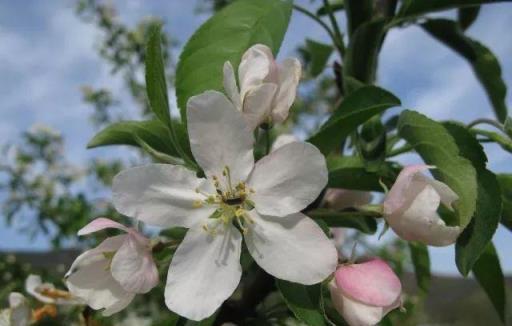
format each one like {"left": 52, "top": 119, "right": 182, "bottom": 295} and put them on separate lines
{"left": 111, "top": 234, "right": 159, "bottom": 294}
{"left": 165, "top": 223, "right": 242, "bottom": 321}
{"left": 223, "top": 61, "right": 242, "bottom": 110}
{"left": 245, "top": 211, "right": 337, "bottom": 285}
{"left": 386, "top": 184, "right": 461, "bottom": 246}
{"left": 329, "top": 281, "right": 399, "bottom": 326}
{"left": 271, "top": 134, "right": 299, "bottom": 152}
{"left": 113, "top": 164, "right": 216, "bottom": 228}
{"left": 78, "top": 217, "right": 129, "bottom": 236}
{"left": 8, "top": 293, "right": 30, "bottom": 326}
{"left": 248, "top": 142, "right": 327, "bottom": 217}
{"left": 25, "top": 275, "right": 55, "bottom": 304}
{"left": 187, "top": 91, "right": 254, "bottom": 184}
{"left": 242, "top": 83, "right": 277, "bottom": 130}
{"left": 424, "top": 177, "right": 459, "bottom": 209}
{"left": 238, "top": 44, "right": 273, "bottom": 100}
{"left": 271, "top": 58, "right": 301, "bottom": 123}
{"left": 65, "top": 236, "right": 135, "bottom": 316}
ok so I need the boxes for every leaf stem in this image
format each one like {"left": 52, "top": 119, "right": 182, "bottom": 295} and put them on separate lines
{"left": 321, "top": 0, "right": 346, "bottom": 57}
{"left": 467, "top": 118, "right": 505, "bottom": 133}
{"left": 387, "top": 143, "right": 413, "bottom": 157}
{"left": 265, "top": 129, "right": 271, "bottom": 155}
{"left": 293, "top": 4, "right": 345, "bottom": 57}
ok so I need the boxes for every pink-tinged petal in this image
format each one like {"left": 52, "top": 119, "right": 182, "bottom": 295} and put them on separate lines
{"left": 426, "top": 177, "right": 459, "bottom": 209}
{"left": 383, "top": 164, "right": 433, "bottom": 215}
{"left": 242, "top": 83, "right": 277, "bottom": 130}
{"left": 223, "top": 61, "right": 242, "bottom": 111}
{"left": 78, "top": 218, "right": 129, "bottom": 236}
{"left": 248, "top": 142, "right": 327, "bottom": 217}
{"left": 329, "top": 280, "right": 400, "bottom": 326}
{"left": 238, "top": 44, "right": 273, "bottom": 99}
{"left": 335, "top": 258, "right": 401, "bottom": 307}
{"left": 111, "top": 233, "right": 159, "bottom": 294}
{"left": 271, "top": 58, "right": 301, "bottom": 123}
{"left": 187, "top": 91, "right": 254, "bottom": 184}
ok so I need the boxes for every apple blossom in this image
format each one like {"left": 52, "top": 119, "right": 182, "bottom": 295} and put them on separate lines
{"left": 322, "top": 188, "right": 373, "bottom": 211}
{"left": 0, "top": 293, "right": 31, "bottom": 326}
{"left": 223, "top": 44, "right": 301, "bottom": 129}
{"left": 383, "top": 165, "right": 462, "bottom": 246}
{"left": 65, "top": 218, "right": 158, "bottom": 316}
{"left": 25, "top": 275, "right": 83, "bottom": 305}
{"left": 112, "top": 90, "right": 337, "bottom": 321}
{"left": 329, "top": 258, "right": 402, "bottom": 326}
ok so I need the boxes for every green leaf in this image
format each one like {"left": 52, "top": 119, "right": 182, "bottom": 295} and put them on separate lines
{"left": 175, "top": 0, "right": 293, "bottom": 120}
{"left": 344, "top": 19, "right": 386, "bottom": 85}
{"left": 327, "top": 155, "right": 399, "bottom": 191}
{"left": 305, "top": 39, "right": 333, "bottom": 77}
{"left": 422, "top": 19, "right": 508, "bottom": 122}
{"left": 276, "top": 280, "right": 326, "bottom": 326}
{"left": 357, "top": 116, "right": 387, "bottom": 172}
{"left": 504, "top": 116, "right": 512, "bottom": 138}
{"left": 397, "top": 110, "right": 478, "bottom": 227}
{"left": 472, "top": 128, "right": 512, "bottom": 153}
{"left": 458, "top": 6, "right": 480, "bottom": 30}
{"left": 408, "top": 242, "right": 431, "bottom": 293}
{"left": 397, "top": 0, "right": 508, "bottom": 21}
{"left": 442, "top": 123, "right": 502, "bottom": 275}
{"left": 309, "top": 209, "right": 378, "bottom": 234}
{"left": 134, "top": 135, "right": 184, "bottom": 165}
{"left": 316, "top": 0, "right": 344, "bottom": 16}
{"left": 308, "top": 86, "right": 400, "bottom": 155}
{"left": 146, "top": 24, "right": 172, "bottom": 126}
{"left": 472, "top": 242, "right": 506, "bottom": 322}
{"left": 497, "top": 174, "right": 512, "bottom": 231}
{"left": 87, "top": 120, "right": 175, "bottom": 154}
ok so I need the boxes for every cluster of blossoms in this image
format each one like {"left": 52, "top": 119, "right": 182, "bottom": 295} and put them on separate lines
{"left": 58, "top": 45, "right": 462, "bottom": 325}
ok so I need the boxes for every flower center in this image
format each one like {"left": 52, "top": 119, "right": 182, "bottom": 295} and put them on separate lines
{"left": 193, "top": 166, "right": 256, "bottom": 235}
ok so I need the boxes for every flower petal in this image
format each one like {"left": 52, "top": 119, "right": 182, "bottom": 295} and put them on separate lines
{"left": 335, "top": 258, "right": 401, "bottom": 307}
{"left": 238, "top": 44, "right": 273, "bottom": 99}
{"left": 271, "top": 134, "right": 299, "bottom": 152}
{"left": 386, "top": 184, "right": 462, "bottom": 246}
{"left": 242, "top": 83, "right": 277, "bottom": 130}
{"left": 383, "top": 164, "right": 433, "bottom": 215}
{"left": 223, "top": 61, "right": 241, "bottom": 110}
{"left": 187, "top": 90, "right": 254, "bottom": 184}
{"left": 271, "top": 58, "right": 301, "bottom": 123}
{"left": 323, "top": 188, "right": 373, "bottom": 210}
{"left": 111, "top": 234, "right": 159, "bottom": 294}
{"left": 329, "top": 281, "right": 399, "bottom": 326}
{"left": 248, "top": 142, "right": 327, "bottom": 217}
{"left": 165, "top": 223, "right": 242, "bottom": 321}
{"left": 245, "top": 211, "right": 337, "bottom": 285}
{"left": 78, "top": 217, "right": 129, "bottom": 236}
{"left": 65, "top": 236, "right": 135, "bottom": 316}
{"left": 25, "top": 275, "right": 54, "bottom": 304}
{"left": 9, "top": 293, "right": 31, "bottom": 326}
{"left": 113, "top": 164, "right": 216, "bottom": 228}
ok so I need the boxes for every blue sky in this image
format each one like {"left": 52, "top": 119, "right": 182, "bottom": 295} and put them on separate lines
{"left": 0, "top": 0, "right": 511, "bottom": 275}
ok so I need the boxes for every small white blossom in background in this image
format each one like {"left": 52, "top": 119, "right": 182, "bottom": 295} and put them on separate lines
{"left": 112, "top": 91, "right": 337, "bottom": 321}
{"left": 329, "top": 258, "right": 402, "bottom": 326}
{"left": 223, "top": 44, "right": 301, "bottom": 129}
{"left": 383, "top": 165, "right": 461, "bottom": 246}
{"left": 0, "top": 293, "right": 31, "bottom": 326}
{"left": 25, "top": 275, "right": 83, "bottom": 305}
{"left": 65, "top": 218, "right": 158, "bottom": 316}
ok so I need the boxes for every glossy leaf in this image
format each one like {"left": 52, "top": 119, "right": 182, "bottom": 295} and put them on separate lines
{"left": 308, "top": 86, "right": 400, "bottom": 155}
{"left": 472, "top": 242, "right": 506, "bottom": 322}
{"left": 175, "top": 0, "right": 293, "bottom": 120}
{"left": 309, "top": 209, "right": 378, "bottom": 234}
{"left": 305, "top": 39, "right": 333, "bottom": 77}
{"left": 276, "top": 280, "right": 325, "bottom": 326}
{"left": 327, "top": 155, "right": 399, "bottom": 191}
{"left": 443, "top": 123, "right": 502, "bottom": 276}
{"left": 472, "top": 128, "right": 512, "bottom": 153}
{"left": 397, "top": 0, "right": 508, "bottom": 21}
{"left": 422, "top": 19, "right": 508, "bottom": 122}
{"left": 497, "top": 174, "right": 512, "bottom": 231}
{"left": 408, "top": 242, "right": 431, "bottom": 293}
{"left": 397, "top": 110, "right": 478, "bottom": 227}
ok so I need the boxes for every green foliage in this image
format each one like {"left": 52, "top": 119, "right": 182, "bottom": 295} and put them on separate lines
{"left": 472, "top": 243, "right": 507, "bottom": 322}
{"left": 408, "top": 242, "right": 431, "bottom": 293}
{"left": 497, "top": 174, "right": 512, "bottom": 231}
{"left": 175, "top": 0, "right": 293, "bottom": 120}
{"left": 344, "top": 0, "right": 373, "bottom": 36}
{"left": 422, "top": 19, "right": 508, "bottom": 122}
{"left": 308, "top": 208, "right": 378, "bottom": 234}
{"left": 276, "top": 280, "right": 325, "bottom": 326}
{"left": 309, "top": 86, "right": 400, "bottom": 155}
{"left": 398, "top": 110, "right": 478, "bottom": 228}
{"left": 443, "top": 123, "right": 502, "bottom": 276}
{"left": 458, "top": 6, "right": 480, "bottom": 30}
{"left": 305, "top": 39, "right": 333, "bottom": 77}
{"left": 316, "top": 0, "right": 345, "bottom": 16}
{"left": 396, "top": 0, "right": 507, "bottom": 21}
